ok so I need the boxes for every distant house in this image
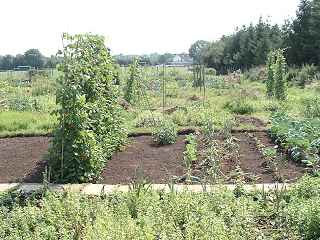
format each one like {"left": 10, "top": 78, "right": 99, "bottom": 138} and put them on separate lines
{"left": 167, "top": 54, "right": 193, "bottom": 67}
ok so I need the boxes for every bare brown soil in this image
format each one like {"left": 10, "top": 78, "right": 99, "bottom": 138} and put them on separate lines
{"left": 0, "top": 137, "right": 50, "bottom": 183}
{"left": 235, "top": 115, "right": 266, "bottom": 128}
{"left": 101, "top": 136, "right": 186, "bottom": 184}
{"left": 226, "top": 132, "right": 305, "bottom": 183}
{"left": 0, "top": 131, "right": 306, "bottom": 184}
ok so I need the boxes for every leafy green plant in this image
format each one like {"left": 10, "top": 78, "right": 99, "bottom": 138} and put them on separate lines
{"left": 7, "top": 95, "right": 37, "bottom": 111}
{"left": 266, "top": 51, "right": 276, "bottom": 97}
{"left": 264, "top": 100, "right": 281, "bottom": 112}
{"left": 303, "top": 96, "right": 320, "bottom": 118}
{"left": 135, "top": 111, "right": 163, "bottom": 128}
{"left": 224, "top": 98, "right": 255, "bottom": 115}
{"left": 201, "top": 113, "right": 215, "bottom": 140}
{"left": 262, "top": 147, "right": 277, "bottom": 159}
{"left": 171, "top": 109, "right": 189, "bottom": 126}
{"left": 184, "top": 134, "right": 197, "bottom": 163}
{"left": 266, "top": 49, "right": 287, "bottom": 100}
{"left": 205, "top": 142, "right": 221, "bottom": 183}
{"left": 274, "top": 50, "right": 287, "bottom": 100}
{"left": 152, "top": 119, "right": 177, "bottom": 145}
{"left": 124, "top": 58, "right": 141, "bottom": 104}
{"left": 48, "top": 33, "right": 126, "bottom": 183}
{"left": 270, "top": 112, "right": 320, "bottom": 164}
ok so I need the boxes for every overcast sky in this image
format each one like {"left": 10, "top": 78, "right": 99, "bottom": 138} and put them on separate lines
{"left": 0, "top": 0, "right": 300, "bottom": 56}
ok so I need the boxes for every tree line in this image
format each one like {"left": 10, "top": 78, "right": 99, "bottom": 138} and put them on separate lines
{"left": 114, "top": 53, "right": 177, "bottom": 66}
{"left": 190, "top": 0, "right": 320, "bottom": 73}
{"left": 0, "top": 49, "right": 179, "bottom": 70}
{"left": 0, "top": 49, "right": 60, "bottom": 70}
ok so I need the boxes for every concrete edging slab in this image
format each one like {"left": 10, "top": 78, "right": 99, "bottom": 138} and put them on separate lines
{"left": 0, "top": 183, "right": 290, "bottom": 195}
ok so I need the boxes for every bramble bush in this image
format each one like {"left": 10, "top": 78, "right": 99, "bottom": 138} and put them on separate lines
{"left": 48, "top": 33, "right": 126, "bottom": 183}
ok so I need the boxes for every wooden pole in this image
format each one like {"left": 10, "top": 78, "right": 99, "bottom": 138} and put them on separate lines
{"left": 162, "top": 64, "right": 165, "bottom": 114}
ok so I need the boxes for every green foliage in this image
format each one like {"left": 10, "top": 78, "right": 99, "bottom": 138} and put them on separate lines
{"left": 48, "top": 33, "right": 126, "bottom": 183}
{"left": 0, "top": 188, "right": 259, "bottom": 240}
{"left": 266, "top": 51, "right": 276, "bottom": 97}
{"left": 0, "top": 111, "right": 55, "bottom": 137}
{"left": 0, "top": 48, "right": 57, "bottom": 70}
{"left": 264, "top": 99, "right": 281, "bottom": 112}
{"left": 4, "top": 177, "right": 320, "bottom": 239}
{"left": 30, "top": 74, "right": 56, "bottom": 96}
{"left": 6, "top": 95, "right": 55, "bottom": 113}
{"left": 152, "top": 119, "right": 177, "bottom": 145}
{"left": 303, "top": 96, "right": 320, "bottom": 118}
{"left": 202, "top": 17, "right": 283, "bottom": 73}
{"left": 288, "top": 64, "right": 319, "bottom": 88}
{"left": 270, "top": 112, "right": 320, "bottom": 163}
{"left": 201, "top": 113, "right": 215, "bottom": 140}
{"left": 224, "top": 98, "right": 255, "bottom": 115}
{"left": 274, "top": 50, "right": 287, "bottom": 100}
{"left": 124, "top": 58, "right": 142, "bottom": 104}
{"left": 184, "top": 134, "right": 198, "bottom": 167}
{"left": 284, "top": 176, "right": 320, "bottom": 239}
{"left": 135, "top": 111, "right": 163, "bottom": 128}
{"left": 284, "top": 0, "right": 320, "bottom": 66}
{"left": 188, "top": 40, "right": 209, "bottom": 64}
{"left": 266, "top": 49, "right": 287, "bottom": 100}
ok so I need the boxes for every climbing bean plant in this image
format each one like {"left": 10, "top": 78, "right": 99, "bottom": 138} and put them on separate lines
{"left": 266, "top": 51, "right": 276, "bottom": 97}
{"left": 124, "top": 58, "right": 142, "bottom": 104}
{"left": 48, "top": 33, "right": 126, "bottom": 183}
{"left": 266, "top": 49, "right": 287, "bottom": 100}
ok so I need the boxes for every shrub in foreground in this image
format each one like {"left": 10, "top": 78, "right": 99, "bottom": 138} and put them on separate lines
{"left": 2, "top": 177, "right": 320, "bottom": 239}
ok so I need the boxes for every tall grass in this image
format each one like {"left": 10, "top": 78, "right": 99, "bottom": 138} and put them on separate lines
{"left": 0, "top": 111, "right": 56, "bottom": 137}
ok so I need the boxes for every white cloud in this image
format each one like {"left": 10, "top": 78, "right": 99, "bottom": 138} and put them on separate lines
{"left": 0, "top": 0, "right": 300, "bottom": 56}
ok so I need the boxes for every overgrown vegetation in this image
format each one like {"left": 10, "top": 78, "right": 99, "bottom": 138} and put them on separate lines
{"left": 1, "top": 176, "right": 320, "bottom": 239}
{"left": 270, "top": 112, "right": 320, "bottom": 170}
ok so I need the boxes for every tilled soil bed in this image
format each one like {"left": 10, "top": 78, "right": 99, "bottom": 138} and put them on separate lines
{"left": 0, "top": 137, "right": 50, "bottom": 183}
{"left": 0, "top": 131, "right": 307, "bottom": 184}
{"left": 101, "top": 136, "right": 186, "bottom": 184}
{"left": 205, "top": 131, "right": 305, "bottom": 183}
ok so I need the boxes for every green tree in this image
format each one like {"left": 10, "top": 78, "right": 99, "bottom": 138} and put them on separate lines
{"left": 285, "top": 0, "right": 320, "bottom": 65}
{"left": 189, "top": 40, "right": 209, "bottom": 64}
{"left": 0, "top": 55, "right": 15, "bottom": 70}
{"left": 23, "top": 49, "right": 44, "bottom": 68}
